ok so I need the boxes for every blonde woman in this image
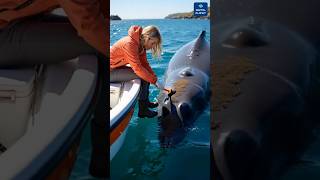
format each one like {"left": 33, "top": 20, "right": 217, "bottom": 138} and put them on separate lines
{"left": 110, "top": 25, "right": 164, "bottom": 118}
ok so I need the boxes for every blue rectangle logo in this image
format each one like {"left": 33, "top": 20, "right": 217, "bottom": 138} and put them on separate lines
{"left": 194, "top": 2, "right": 208, "bottom": 17}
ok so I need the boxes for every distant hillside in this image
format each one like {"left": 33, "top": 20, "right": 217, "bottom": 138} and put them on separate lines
{"left": 165, "top": 8, "right": 210, "bottom": 19}
{"left": 110, "top": 15, "right": 121, "bottom": 20}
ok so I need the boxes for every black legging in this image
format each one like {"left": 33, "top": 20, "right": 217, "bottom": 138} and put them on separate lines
{"left": 0, "top": 13, "right": 98, "bottom": 67}
{"left": 110, "top": 67, "right": 150, "bottom": 101}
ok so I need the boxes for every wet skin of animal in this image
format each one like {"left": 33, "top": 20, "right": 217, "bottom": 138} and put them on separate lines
{"left": 212, "top": 17, "right": 320, "bottom": 180}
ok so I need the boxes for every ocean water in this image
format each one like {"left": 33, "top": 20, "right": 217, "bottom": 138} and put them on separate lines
{"left": 70, "top": 19, "right": 211, "bottom": 180}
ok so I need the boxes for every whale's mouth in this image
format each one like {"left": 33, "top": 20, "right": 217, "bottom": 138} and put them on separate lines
{"left": 218, "top": 130, "right": 261, "bottom": 179}
{"left": 160, "top": 104, "right": 181, "bottom": 123}
{"left": 159, "top": 102, "right": 193, "bottom": 125}
{"left": 158, "top": 102, "right": 196, "bottom": 147}
{"left": 177, "top": 102, "right": 192, "bottom": 123}
{"left": 158, "top": 105, "right": 184, "bottom": 147}
{"left": 161, "top": 106, "right": 171, "bottom": 118}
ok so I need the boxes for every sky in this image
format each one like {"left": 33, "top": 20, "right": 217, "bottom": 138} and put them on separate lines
{"left": 110, "top": 0, "right": 210, "bottom": 19}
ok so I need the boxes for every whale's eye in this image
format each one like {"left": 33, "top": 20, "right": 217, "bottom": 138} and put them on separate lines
{"left": 223, "top": 28, "right": 268, "bottom": 48}
{"left": 180, "top": 68, "right": 194, "bottom": 77}
{"left": 180, "top": 70, "right": 193, "bottom": 77}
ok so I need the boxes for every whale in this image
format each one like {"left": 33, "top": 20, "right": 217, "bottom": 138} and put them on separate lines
{"left": 157, "top": 31, "right": 210, "bottom": 147}
{"left": 212, "top": 17, "right": 320, "bottom": 180}
{"left": 213, "top": 0, "right": 320, "bottom": 48}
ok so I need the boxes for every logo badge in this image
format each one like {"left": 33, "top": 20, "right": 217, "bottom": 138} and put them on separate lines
{"left": 194, "top": 2, "right": 208, "bottom": 17}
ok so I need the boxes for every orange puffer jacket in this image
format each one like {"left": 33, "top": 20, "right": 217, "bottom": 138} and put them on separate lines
{"left": 0, "top": 0, "right": 107, "bottom": 56}
{"left": 110, "top": 25, "right": 157, "bottom": 84}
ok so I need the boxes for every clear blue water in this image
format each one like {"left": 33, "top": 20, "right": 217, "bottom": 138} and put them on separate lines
{"left": 70, "top": 19, "right": 211, "bottom": 180}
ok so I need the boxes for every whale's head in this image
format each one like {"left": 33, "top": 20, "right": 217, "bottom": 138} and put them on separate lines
{"left": 157, "top": 66, "right": 209, "bottom": 147}
{"left": 212, "top": 17, "right": 319, "bottom": 180}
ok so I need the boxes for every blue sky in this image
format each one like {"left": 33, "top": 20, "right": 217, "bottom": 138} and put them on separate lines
{"left": 110, "top": 0, "right": 210, "bottom": 19}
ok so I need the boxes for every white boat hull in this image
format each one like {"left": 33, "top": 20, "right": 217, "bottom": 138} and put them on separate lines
{"left": 110, "top": 79, "right": 140, "bottom": 160}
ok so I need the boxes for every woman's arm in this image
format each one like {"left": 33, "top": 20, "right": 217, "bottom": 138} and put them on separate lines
{"left": 123, "top": 42, "right": 157, "bottom": 84}
{"left": 57, "top": 0, "right": 107, "bottom": 56}
{"left": 140, "top": 52, "right": 156, "bottom": 77}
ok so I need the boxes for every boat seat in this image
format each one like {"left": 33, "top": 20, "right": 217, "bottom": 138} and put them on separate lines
{"left": 110, "top": 83, "right": 123, "bottom": 109}
{"left": 0, "top": 66, "right": 38, "bottom": 147}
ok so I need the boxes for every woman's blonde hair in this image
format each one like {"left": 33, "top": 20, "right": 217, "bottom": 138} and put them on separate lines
{"left": 141, "top": 25, "right": 162, "bottom": 59}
